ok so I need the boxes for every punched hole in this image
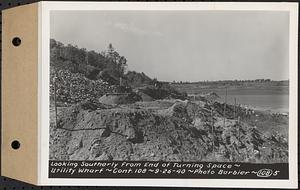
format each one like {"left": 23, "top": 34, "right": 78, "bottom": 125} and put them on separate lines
{"left": 12, "top": 37, "right": 21, "bottom": 46}
{"left": 11, "top": 140, "right": 21, "bottom": 150}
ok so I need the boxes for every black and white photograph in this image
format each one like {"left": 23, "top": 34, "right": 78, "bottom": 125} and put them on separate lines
{"left": 44, "top": 3, "right": 298, "bottom": 185}
{"left": 1, "top": 1, "right": 298, "bottom": 188}
{"left": 49, "top": 10, "right": 289, "bottom": 163}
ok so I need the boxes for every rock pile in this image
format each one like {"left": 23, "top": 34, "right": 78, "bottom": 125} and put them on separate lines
{"left": 50, "top": 100, "right": 288, "bottom": 163}
{"left": 50, "top": 69, "right": 117, "bottom": 103}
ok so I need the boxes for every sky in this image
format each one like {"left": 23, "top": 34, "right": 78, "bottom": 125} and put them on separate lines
{"left": 50, "top": 11, "right": 289, "bottom": 82}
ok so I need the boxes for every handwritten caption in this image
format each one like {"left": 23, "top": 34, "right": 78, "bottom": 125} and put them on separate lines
{"left": 49, "top": 161, "right": 288, "bottom": 179}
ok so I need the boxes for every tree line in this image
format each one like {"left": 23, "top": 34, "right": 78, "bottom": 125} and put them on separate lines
{"left": 50, "top": 39, "right": 128, "bottom": 81}
{"left": 171, "top": 79, "right": 288, "bottom": 85}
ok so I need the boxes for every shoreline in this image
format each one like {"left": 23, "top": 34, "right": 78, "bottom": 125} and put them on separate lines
{"left": 226, "top": 103, "right": 289, "bottom": 115}
{"left": 188, "top": 91, "right": 289, "bottom": 115}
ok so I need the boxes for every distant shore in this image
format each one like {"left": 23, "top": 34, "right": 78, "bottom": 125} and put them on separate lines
{"left": 173, "top": 81, "right": 289, "bottom": 114}
{"left": 171, "top": 81, "right": 289, "bottom": 95}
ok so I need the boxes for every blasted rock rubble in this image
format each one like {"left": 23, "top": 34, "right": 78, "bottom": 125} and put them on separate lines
{"left": 50, "top": 99, "right": 288, "bottom": 163}
{"left": 50, "top": 69, "right": 118, "bottom": 103}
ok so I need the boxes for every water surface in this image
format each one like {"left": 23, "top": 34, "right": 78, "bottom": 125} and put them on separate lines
{"left": 202, "top": 88, "right": 289, "bottom": 113}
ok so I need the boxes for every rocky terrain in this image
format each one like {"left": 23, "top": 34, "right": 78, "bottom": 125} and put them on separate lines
{"left": 49, "top": 40, "right": 288, "bottom": 163}
{"left": 50, "top": 98, "right": 288, "bottom": 163}
{"left": 50, "top": 69, "right": 118, "bottom": 104}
